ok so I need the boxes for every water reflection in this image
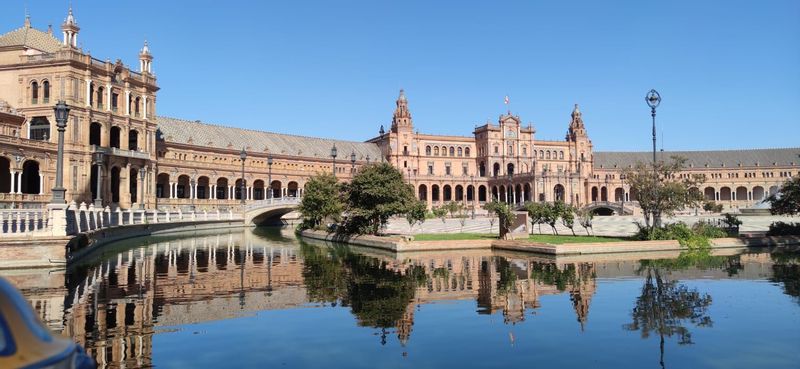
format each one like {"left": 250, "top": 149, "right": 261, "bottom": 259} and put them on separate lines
{"left": 6, "top": 230, "right": 800, "bottom": 369}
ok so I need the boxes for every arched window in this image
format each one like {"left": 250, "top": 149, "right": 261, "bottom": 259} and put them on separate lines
{"left": 522, "top": 146, "right": 527, "bottom": 156}
{"left": 559, "top": 151, "right": 564, "bottom": 159}
{"left": 434, "top": 146, "right": 439, "bottom": 156}
{"left": 465, "top": 147, "right": 471, "bottom": 157}
{"left": 128, "top": 129, "right": 139, "bottom": 151}
{"left": 96, "top": 87, "right": 105, "bottom": 109}
{"left": 458, "top": 147, "right": 463, "bottom": 157}
{"left": 539, "top": 150, "right": 544, "bottom": 159}
{"left": 89, "top": 122, "right": 102, "bottom": 146}
{"left": 29, "top": 117, "right": 50, "bottom": 141}
{"left": 546, "top": 151, "right": 551, "bottom": 159}
{"left": 42, "top": 81, "right": 50, "bottom": 104}
{"left": 31, "top": 81, "right": 39, "bottom": 104}
{"left": 449, "top": 147, "right": 455, "bottom": 156}
{"left": 508, "top": 145, "right": 513, "bottom": 156}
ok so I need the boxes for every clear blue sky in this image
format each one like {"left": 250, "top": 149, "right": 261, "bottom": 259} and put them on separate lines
{"left": 7, "top": 0, "right": 800, "bottom": 151}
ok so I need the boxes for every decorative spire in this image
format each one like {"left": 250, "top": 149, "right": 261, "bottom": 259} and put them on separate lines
{"left": 566, "top": 103, "right": 588, "bottom": 141}
{"left": 65, "top": 7, "right": 76, "bottom": 25}
{"left": 391, "top": 89, "right": 413, "bottom": 132}
{"left": 61, "top": 7, "right": 80, "bottom": 48}
{"left": 139, "top": 40, "right": 154, "bottom": 74}
{"left": 24, "top": 13, "right": 31, "bottom": 28}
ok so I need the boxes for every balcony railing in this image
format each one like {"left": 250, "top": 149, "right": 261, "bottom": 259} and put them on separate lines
{"left": 92, "top": 145, "right": 150, "bottom": 160}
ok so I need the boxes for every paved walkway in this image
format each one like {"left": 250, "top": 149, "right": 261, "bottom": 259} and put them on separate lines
{"left": 387, "top": 215, "right": 797, "bottom": 237}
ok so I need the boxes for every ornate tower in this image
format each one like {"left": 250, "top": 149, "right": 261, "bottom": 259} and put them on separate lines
{"left": 391, "top": 89, "right": 413, "bottom": 133}
{"left": 139, "top": 40, "right": 153, "bottom": 74}
{"left": 565, "top": 104, "right": 593, "bottom": 177}
{"left": 61, "top": 7, "right": 80, "bottom": 48}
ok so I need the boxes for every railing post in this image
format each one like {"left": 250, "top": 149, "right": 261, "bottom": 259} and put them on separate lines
{"left": 152, "top": 209, "right": 159, "bottom": 223}
{"left": 115, "top": 207, "right": 123, "bottom": 226}
{"left": 104, "top": 206, "right": 111, "bottom": 227}
{"left": 177, "top": 208, "right": 183, "bottom": 221}
{"left": 90, "top": 204, "right": 98, "bottom": 230}
{"left": 128, "top": 208, "right": 134, "bottom": 225}
{"left": 165, "top": 210, "right": 171, "bottom": 222}
{"left": 77, "top": 202, "right": 86, "bottom": 233}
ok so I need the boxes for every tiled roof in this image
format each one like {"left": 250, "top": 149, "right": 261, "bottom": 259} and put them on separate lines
{"left": 594, "top": 148, "right": 800, "bottom": 169}
{"left": 157, "top": 116, "right": 382, "bottom": 161}
{"left": 0, "top": 26, "right": 62, "bottom": 53}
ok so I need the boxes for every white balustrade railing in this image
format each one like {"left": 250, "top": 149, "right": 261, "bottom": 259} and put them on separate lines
{"left": 65, "top": 201, "right": 243, "bottom": 236}
{"left": 0, "top": 209, "right": 49, "bottom": 236}
{"left": 243, "top": 196, "right": 301, "bottom": 211}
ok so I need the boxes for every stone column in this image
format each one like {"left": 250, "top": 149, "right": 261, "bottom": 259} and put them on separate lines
{"left": 16, "top": 172, "right": 22, "bottom": 194}
{"left": 106, "top": 84, "right": 112, "bottom": 112}
{"left": 124, "top": 90, "right": 131, "bottom": 116}
{"left": 85, "top": 79, "right": 92, "bottom": 107}
{"left": 210, "top": 184, "right": 216, "bottom": 199}
{"left": 9, "top": 171, "right": 15, "bottom": 193}
{"left": 39, "top": 173, "right": 44, "bottom": 195}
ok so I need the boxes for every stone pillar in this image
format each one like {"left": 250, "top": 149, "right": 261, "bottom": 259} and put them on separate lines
{"left": 106, "top": 84, "right": 112, "bottom": 112}
{"left": 16, "top": 172, "right": 22, "bottom": 194}
{"left": 9, "top": 171, "right": 15, "bottom": 193}
{"left": 121, "top": 164, "right": 132, "bottom": 208}
{"left": 210, "top": 184, "right": 216, "bottom": 199}
{"left": 39, "top": 173, "right": 44, "bottom": 195}
{"left": 85, "top": 79, "right": 92, "bottom": 107}
{"left": 124, "top": 90, "right": 131, "bottom": 116}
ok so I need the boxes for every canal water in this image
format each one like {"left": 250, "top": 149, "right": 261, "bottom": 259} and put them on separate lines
{"left": 5, "top": 228, "right": 799, "bottom": 369}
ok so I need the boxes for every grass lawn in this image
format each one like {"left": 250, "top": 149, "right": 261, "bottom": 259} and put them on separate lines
{"left": 413, "top": 233, "right": 630, "bottom": 244}
{"left": 527, "top": 234, "right": 630, "bottom": 244}
{"left": 413, "top": 233, "right": 497, "bottom": 241}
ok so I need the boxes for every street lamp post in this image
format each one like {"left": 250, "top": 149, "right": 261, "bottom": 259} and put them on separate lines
{"left": 646, "top": 89, "right": 661, "bottom": 167}
{"left": 138, "top": 167, "right": 146, "bottom": 209}
{"left": 190, "top": 177, "right": 196, "bottom": 211}
{"left": 267, "top": 155, "right": 273, "bottom": 200}
{"left": 92, "top": 152, "right": 104, "bottom": 208}
{"left": 51, "top": 101, "right": 69, "bottom": 203}
{"left": 331, "top": 144, "right": 338, "bottom": 177}
{"left": 239, "top": 148, "right": 247, "bottom": 205}
{"left": 646, "top": 89, "right": 662, "bottom": 225}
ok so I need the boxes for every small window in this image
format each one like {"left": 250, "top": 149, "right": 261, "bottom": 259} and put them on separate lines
{"left": 434, "top": 147, "right": 439, "bottom": 156}
{"left": 426, "top": 146, "right": 431, "bottom": 156}
{"left": 465, "top": 147, "right": 471, "bottom": 157}
{"left": 449, "top": 147, "right": 455, "bottom": 156}
{"left": 458, "top": 147, "right": 463, "bottom": 157}
{"left": 428, "top": 164, "right": 434, "bottom": 175}
{"left": 31, "top": 81, "right": 39, "bottom": 104}
{"left": 42, "top": 81, "right": 50, "bottom": 104}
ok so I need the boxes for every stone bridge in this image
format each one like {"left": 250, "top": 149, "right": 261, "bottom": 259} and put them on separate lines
{"left": 243, "top": 197, "right": 301, "bottom": 226}
{"left": 580, "top": 201, "right": 635, "bottom": 216}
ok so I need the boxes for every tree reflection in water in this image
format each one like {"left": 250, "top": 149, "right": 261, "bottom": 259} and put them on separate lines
{"left": 299, "top": 242, "right": 427, "bottom": 345}
{"left": 625, "top": 250, "right": 743, "bottom": 369}
{"left": 770, "top": 251, "right": 800, "bottom": 305}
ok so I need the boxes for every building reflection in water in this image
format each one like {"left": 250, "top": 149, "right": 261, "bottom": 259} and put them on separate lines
{"left": 9, "top": 229, "right": 799, "bottom": 369}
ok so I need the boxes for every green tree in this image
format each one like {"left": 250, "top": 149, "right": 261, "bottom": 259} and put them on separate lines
{"left": 524, "top": 202, "right": 546, "bottom": 234}
{"left": 561, "top": 204, "right": 577, "bottom": 236}
{"left": 431, "top": 206, "right": 449, "bottom": 223}
{"left": 405, "top": 200, "right": 427, "bottom": 233}
{"left": 298, "top": 172, "right": 342, "bottom": 229}
{"left": 541, "top": 202, "right": 562, "bottom": 235}
{"left": 343, "top": 163, "right": 416, "bottom": 235}
{"left": 485, "top": 200, "right": 514, "bottom": 239}
{"left": 576, "top": 208, "right": 594, "bottom": 236}
{"left": 767, "top": 177, "right": 800, "bottom": 216}
{"left": 623, "top": 156, "right": 705, "bottom": 228}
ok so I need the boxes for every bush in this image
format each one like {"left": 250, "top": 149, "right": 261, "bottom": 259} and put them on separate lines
{"left": 691, "top": 220, "right": 728, "bottom": 239}
{"left": 635, "top": 222, "right": 693, "bottom": 241}
{"left": 703, "top": 201, "right": 724, "bottom": 213}
{"left": 767, "top": 222, "right": 800, "bottom": 236}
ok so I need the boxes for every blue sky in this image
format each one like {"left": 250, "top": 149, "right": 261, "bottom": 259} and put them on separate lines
{"left": 6, "top": 0, "right": 799, "bottom": 151}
